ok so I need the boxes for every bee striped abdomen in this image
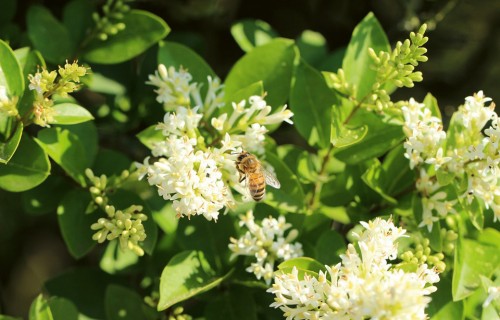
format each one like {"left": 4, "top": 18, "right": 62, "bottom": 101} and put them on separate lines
{"left": 248, "top": 173, "right": 266, "bottom": 201}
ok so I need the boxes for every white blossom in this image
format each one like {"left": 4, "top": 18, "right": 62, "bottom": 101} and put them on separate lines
{"left": 268, "top": 217, "right": 439, "bottom": 320}
{"left": 229, "top": 211, "right": 303, "bottom": 285}
{"left": 483, "top": 286, "right": 500, "bottom": 308}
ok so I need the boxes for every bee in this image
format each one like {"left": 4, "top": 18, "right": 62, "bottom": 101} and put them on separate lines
{"left": 235, "top": 151, "right": 281, "bottom": 201}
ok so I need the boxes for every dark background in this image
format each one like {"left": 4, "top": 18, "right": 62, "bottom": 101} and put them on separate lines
{"left": 1, "top": 0, "right": 499, "bottom": 317}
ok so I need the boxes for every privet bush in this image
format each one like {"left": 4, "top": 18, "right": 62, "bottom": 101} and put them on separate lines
{"left": 0, "top": 1, "right": 498, "bottom": 319}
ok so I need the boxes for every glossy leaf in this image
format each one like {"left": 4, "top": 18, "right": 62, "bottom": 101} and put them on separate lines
{"left": 51, "top": 103, "right": 94, "bottom": 125}
{"left": 136, "top": 124, "right": 163, "bottom": 150}
{"left": 36, "top": 122, "right": 98, "bottom": 186}
{"left": 0, "top": 39, "right": 24, "bottom": 96}
{"left": 0, "top": 133, "right": 50, "bottom": 192}
{"left": 26, "top": 5, "right": 73, "bottom": 64}
{"left": 452, "top": 238, "right": 500, "bottom": 301}
{"left": 29, "top": 294, "right": 53, "bottom": 320}
{"left": 342, "top": 12, "right": 390, "bottom": 100}
{"left": 423, "top": 92, "right": 442, "bottom": 120}
{"left": 22, "top": 175, "right": 70, "bottom": 215}
{"left": 45, "top": 268, "right": 126, "bottom": 320}
{"left": 83, "top": 10, "right": 170, "bottom": 64}
{"left": 290, "top": 60, "right": 337, "bottom": 149}
{"left": 315, "top": 230, "right": 345, "bottom": 265}
{"left": 158, "top": 41, "right": 216, "bottom": 96}
{"left": 428, "top": 276, "right": 464, "bottom": 320}
{"left": 231, "top": 19, "right": 278, "bottom": 52}
{"left": 277, "top": 257, "right": 325, "bottom": 279}
{"left": 296, "top": 30, "right": 327, "bottom": 67}
{"left": 62, "top": 0, "right": 94, "bottom": 48}
{"left": 225, "top": 38, "right": 296, "bottom": 108}
{"left": 57, "top": 189, "right": 96, "bottom": 259}
{"left": 46, "top": 297, "right": 79, "bottom": 320}
{"left": 105, "top": 285, "right": 149, "bottom": 320}
{"left": 158, "top": 250, "right": 226, "bottom": 311}
{"left": 204, "top": 287, "right": 257, "bottom": 320}
{"left": 361, "top": 159, "right": 397, "bottom": 204}
{"left": 264, "top": 151, "right": 305, "bottom": 213}
{"left": 335, "top": 112, "right": 405, "bottom": 164}
{"left": 0, "top": 120, "right": 23, "bottom": 164}
{"left": 381, "top": 143, "right": 416, "bottom": 195}
{"left": 100, "top": 240, "right": 139, "bottom": 274}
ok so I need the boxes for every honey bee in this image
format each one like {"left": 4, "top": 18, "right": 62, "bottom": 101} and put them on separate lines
{"left": 235, "top": 151, "right": 281, "bottom": 201}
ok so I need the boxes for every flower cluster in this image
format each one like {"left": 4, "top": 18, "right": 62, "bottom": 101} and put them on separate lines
{"left": 137, "top": 64, "right": 293, "bottom": 220}
{"left": 229, "top": 210, "right": 303, "bottom": 285}
{"left": 28, "top": 60, "right": 88, "bottom": 127}
{"left": 402, "top": 91, "right": 500, "bottom": 229}
{"left": 91, "top": 204, "right": 148, "bottom": 256}
{"left": 0, "top": 85, "right": 19, "bottom": 117}
{"left": 268, "top": 217, "right": 440, "bottom": 319}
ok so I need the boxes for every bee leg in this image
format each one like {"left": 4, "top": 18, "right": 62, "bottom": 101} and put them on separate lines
{"left": 238, "top": 173, "right": 246, "bottom": 183}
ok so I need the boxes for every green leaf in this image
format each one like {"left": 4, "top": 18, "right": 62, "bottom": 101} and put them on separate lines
{"left": 264, "top": 151, "right": 305, "bottom": 213}
{"left": 296, "top": 30, "right": 327, "bottom": 67}
{"left": 230, "top": 19, "right": 278, "bottom": 52}
{"left": 331, "top": 122, "right": 368, "bottom": 148}
{"left": 29, "top": 295, "right": 78, "bottom": 320}
{"left": 361, "top": 159, "right": 397, "bottom": 204}
{"left": 335, "top": 112, "right": 405, "bottom": 165}
{"left": 29, "top": 294, "right": 53, "bottom": 320}
{"left": 46, "top": 297, "right": 79, "bottom": 320}
{"left": 27, "top": 5, "right": 73, "bottom": 64}
{"left": 83, "top": 10, "right": 170, "bottom": 64}
{"left": 45, "top": 268, "right": 126, "bottom": 320}
{"left": 277, "top": 257, "right": 325, "bottom": 279}
{"left": 342, "top": 12, "right": 390, "bottom": 101}
{"left": 62, "top": 0, "right": 94, "bottom": 48}
{"left": 36, "top": 122, "right": 98, "bottom": 186}
{"left": 0, "top": 39, "right": 24, "bottom": 96}
{"left": 315, "top": 230, "right": 345, "bottom": 265}
{"left": 177, "top": 214, "right": 235, "bottom": 268}
{"left": 136, "top": 124, "right": 163, "bottom": 150}
{"left": 204, "top": 287, "right": 257, "bottom": 320}
{"left": 57, "top": 189, "right": 96, "bottom": 259}
{"left": 290, "top": 60, "right": 337, "bottom": 149}
{"left": 0, "top": 120, "right": 23, "bottom": 163}
{"left": 0, "top": 133, "right": 50, "bottom": 192}
{"left": 158, "top": 250, "right": 227, "bottom": 311}
{"left": 100, "top": 240, "right": 139, "bottom": 274}
{"left": 92, "top": 148, "right": 131, "bottom": 176}
{"left": 381, "top": 143, "right": 416, "bottom": 195}
{"left": 423, "top": 92, "right": 442, "bottom": 120}
{"left": 51, "top": 103, "right": 94, "bottom": 125}
{"left": 225, "top": 38, "right": 296, "bottom": 108}
{"left": 428, "top": 275, "right": 464, "bottom": 320}
{"left": 105, "top": 284, "right": 149, "bottom": 320}
{"left": 157, "top": 41, "right": 216, "bottom": 95}
{"left": 22, "top": 175, "right": 70, "bottom": 215}
{"left": 452, "top": 238, "right": 500, "bottom": 301}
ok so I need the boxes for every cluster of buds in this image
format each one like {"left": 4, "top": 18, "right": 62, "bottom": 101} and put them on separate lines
{"left": 85, "top": 168, "right": 130, "bottom": 207}
{"left": 91, "top": 204, "right": 148, "bottom": 256}
{"left": 92, "top": 0, "right": 129, "bottom": 41}
{"left": 28, "top": 60, "right": 88, "bottom": 127}
{"left": 400, "top": 237, "right": 446, "bottom": 272}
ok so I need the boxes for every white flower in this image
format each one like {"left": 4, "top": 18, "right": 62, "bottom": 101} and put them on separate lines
{"left": 483, "top": 286, "right": 500, "bottom": 308}
{"left": 229, "top": 211, "right": 303, "bottom": 285}
{"left": 268, "top": 217, "right": 439, "bottom": 320}
{"left": 138, "top": 136, "right": 232, "bottom": 221}
{"left": 425, "top": 147, "right": 452, "bottom": 170}
{"left": 146, "top": 64, "right": 197, "bottom": 110}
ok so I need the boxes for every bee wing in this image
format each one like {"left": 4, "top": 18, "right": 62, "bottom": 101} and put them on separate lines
{"left": 263, "top": 169, "right": 281, "bottom": 189}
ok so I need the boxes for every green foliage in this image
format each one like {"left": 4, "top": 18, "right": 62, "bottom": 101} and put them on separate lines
{"left": 1, "top": 4, "right": 499, "bottom": 320}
